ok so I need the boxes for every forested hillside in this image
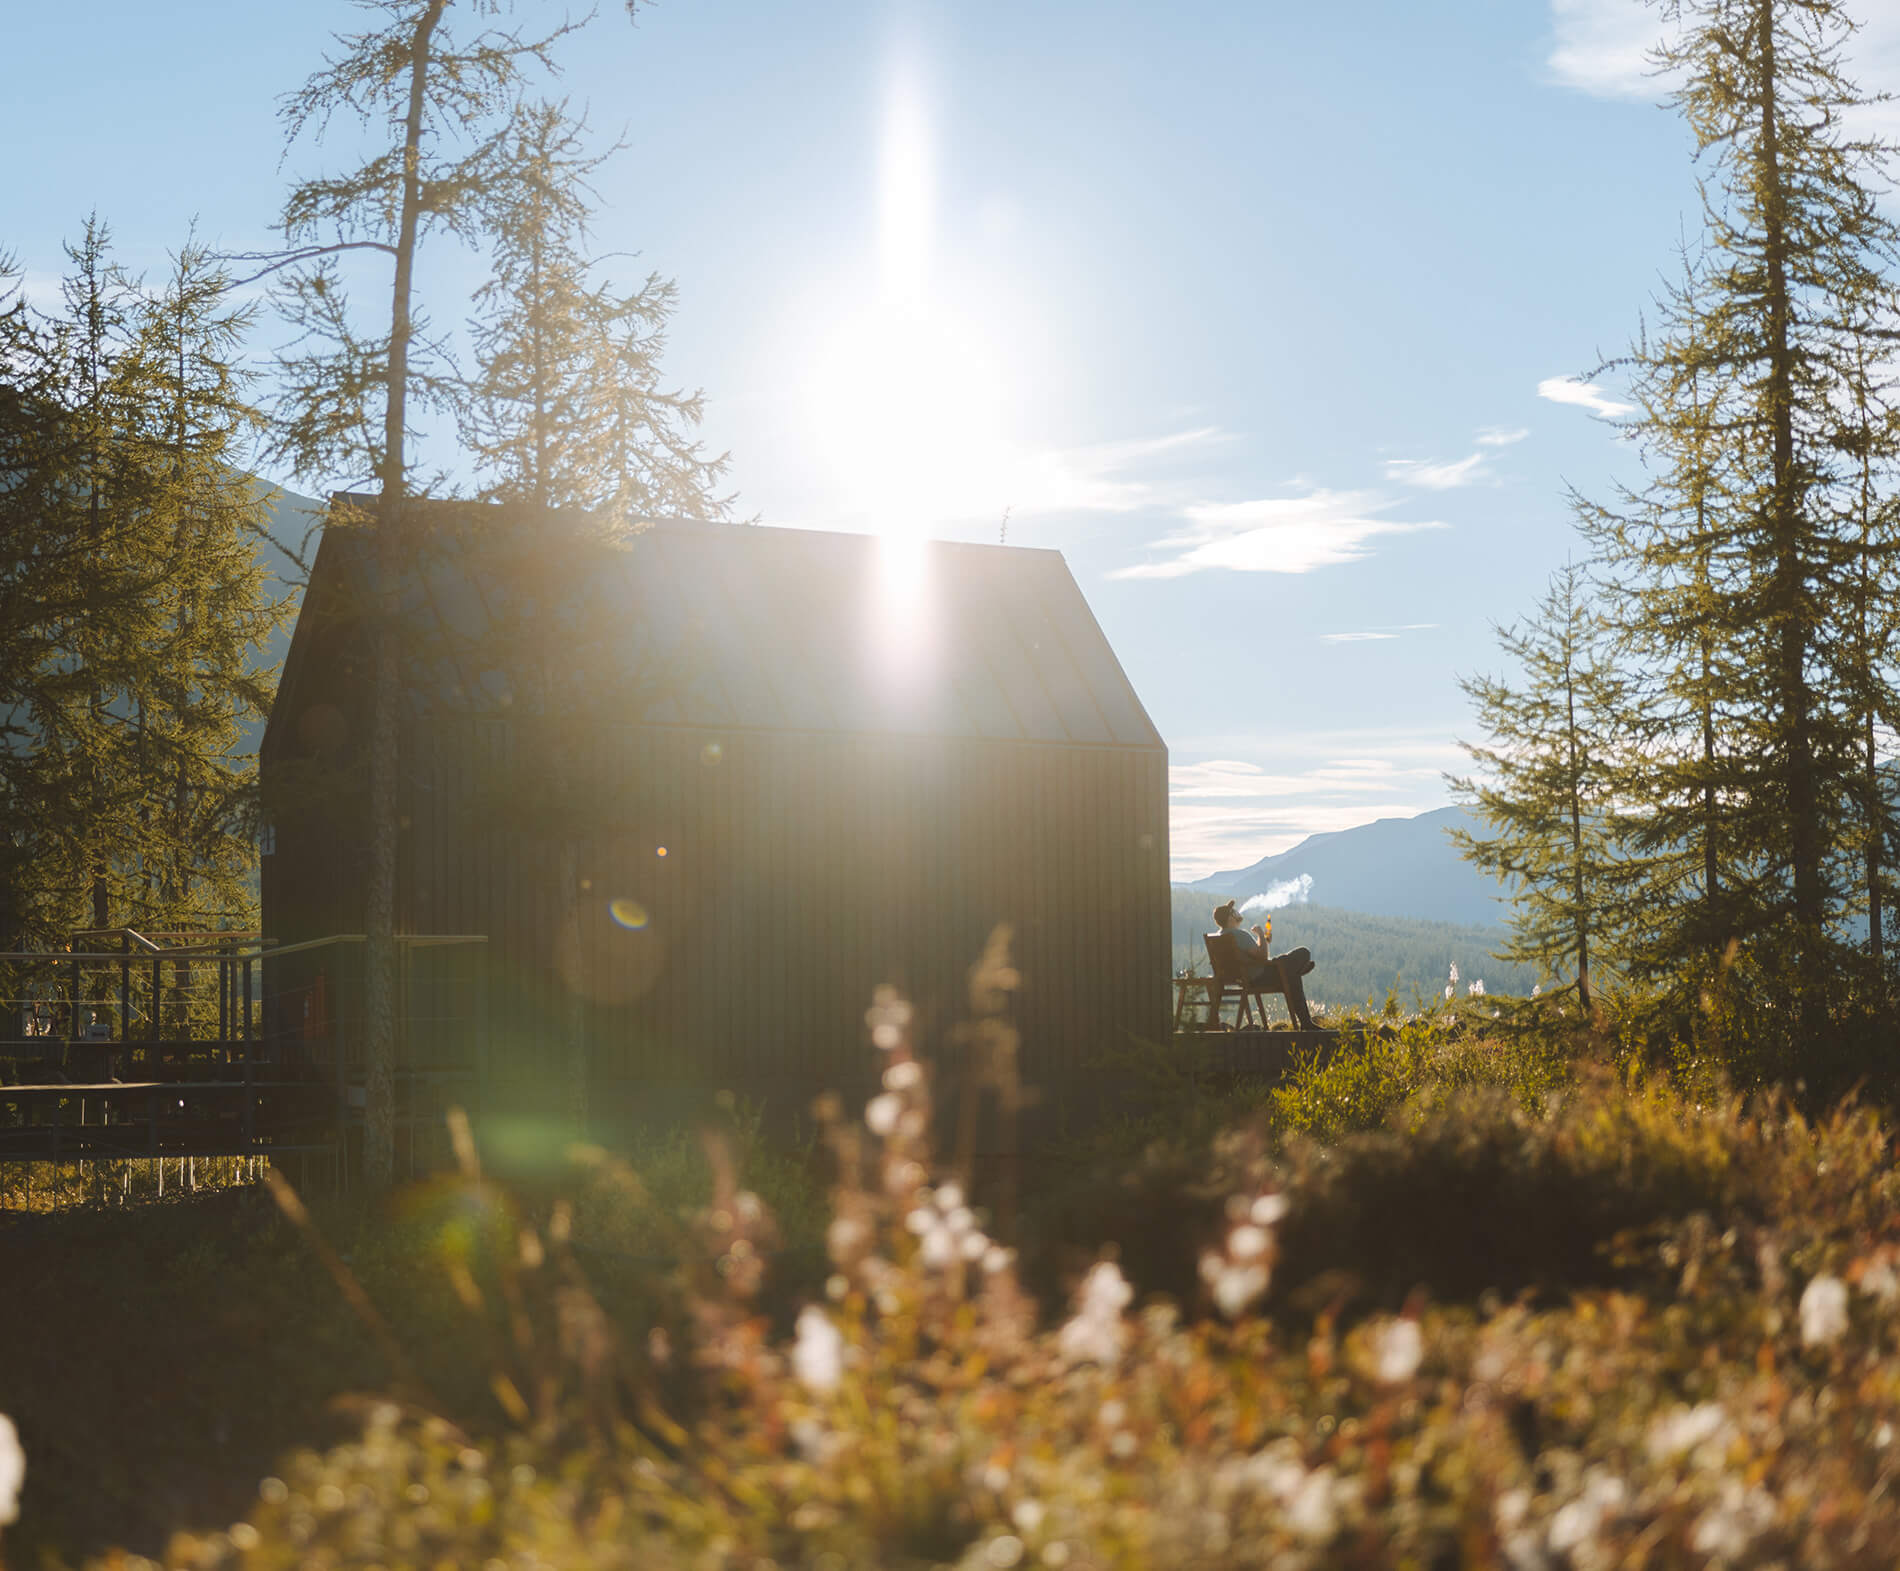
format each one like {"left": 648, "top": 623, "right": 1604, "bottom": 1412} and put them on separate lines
{"left": 1170, "top": 890, "right": 1540, "bottom": 1006}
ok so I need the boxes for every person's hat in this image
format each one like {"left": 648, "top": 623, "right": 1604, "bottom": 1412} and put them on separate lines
{"left": 1213, "top": 900, "right": 1240, "bottom": 927}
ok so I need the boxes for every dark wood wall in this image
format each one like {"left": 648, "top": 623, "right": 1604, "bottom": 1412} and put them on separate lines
{"left": 386, "top": 719, "right": 1171, "bottom": 1102}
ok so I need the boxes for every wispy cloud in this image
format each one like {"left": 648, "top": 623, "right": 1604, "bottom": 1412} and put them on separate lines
{"left": 1008, "top": 426, "right": 1229, "bottom": 516}
{"left": 1111, "top": 488, "right": 1444, "bottom": 580}
{"left": 1545, "top": 0, "right": 1900, "bottom": 139}
{"left": 1167, "top": 731, "right": 1466, "bottom": 881}
{"left": 1383, "top": 452, "right": 1487, "bottom": 490}
{"left": 1476, "top": 426, "right": 1529, "bottom": 447}
{"left": 1537, "top": 375, "right": 1633, "bottom": 419}
{"left": 1545, "top": 0, "right": 1679, "bottom": 99}
{"left": 1320, "top": 623, "right": 1437, "bottom": 645}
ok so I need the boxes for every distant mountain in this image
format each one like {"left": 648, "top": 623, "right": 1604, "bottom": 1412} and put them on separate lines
{"left": 1181, "top": 805, "right": 1509, "bottom": 928}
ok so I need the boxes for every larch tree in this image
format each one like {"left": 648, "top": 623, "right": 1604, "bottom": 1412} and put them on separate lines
{"left": 0, "top": 227, "right": 279, "bottom": 959}
{"left": 452, "top": 99, "right": 733, "bottom": 1128}
{"left": 266, "top": 0, "right": 578, "bottom": 1187}
{"left": 1450, "top": 563, "right": 1632, "bottom": 1012}
{"left": 1641, "top": 0, "right": 1900, "bottom": 1034}
{"left": 1577, "top": 249, "right": 1757, "bottom": 983}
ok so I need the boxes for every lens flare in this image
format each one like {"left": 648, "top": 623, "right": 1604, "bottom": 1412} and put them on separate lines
{"left": 701, "top": 741, "right": 723, "bottom": 766}
{"left": 608, "top": 897, "right": 649, "bottom": 931}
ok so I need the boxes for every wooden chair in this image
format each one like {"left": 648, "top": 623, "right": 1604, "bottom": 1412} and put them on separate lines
{"left": 1203, "top": 933, "right": 1290, "bottom": 1030}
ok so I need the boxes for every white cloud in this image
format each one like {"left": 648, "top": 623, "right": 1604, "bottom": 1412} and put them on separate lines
{"left": 1008, "top": 427, "right": 1229, "bottom": 517}
{"left": 1321, "top": 623, "right": 1436, "bottom": 645}
{"left": 1111, "top": 488, "right": 1445, "bottom": 580}
{"left": 1476, "top": 426, "right": 1530, "bottom": 447}
{"left": 1537, "top": 375, "right": 1633, "bottom": 418}
{"left": 1545, "top": 0, "right": 1680, "bottom": 99}
{"left": 1166, "top": 733, "right": 1467, "bottom": 881}
{"left": 1546, "top": 0, "right": 1900, "bottom": 141}
{"left": 1383, "top": 452, "right": 1487, "bottom": 490}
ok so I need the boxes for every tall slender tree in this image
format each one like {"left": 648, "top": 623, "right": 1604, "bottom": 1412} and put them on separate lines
{"left": 1639, "top": 0, "right": 1900, "bottom": 1034}
{"left": 1451, "top": 563, "right": 1631, "bottom": 1011}
{"left": 453, "top": 100, "right": 732, "bottom": 1127}
{"left": 0, "top": 228, "right": 279, "bottom": 956}
{"left": 268, "top": 0, "right": 575, "bottom": 1187}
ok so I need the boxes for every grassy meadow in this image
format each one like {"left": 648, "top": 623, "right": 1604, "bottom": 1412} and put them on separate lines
{"left": 5, "top": 968, "right": 1900, "bottom": 1569}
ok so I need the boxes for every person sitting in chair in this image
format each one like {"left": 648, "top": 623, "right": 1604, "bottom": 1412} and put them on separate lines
{"left": 1213, "top": 901, "right": 1320, "bottom": 1030}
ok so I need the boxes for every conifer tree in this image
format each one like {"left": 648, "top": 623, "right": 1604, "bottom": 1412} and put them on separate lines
{"left": 267, "top": 0, "right": 577, "bottom": 1186}
{"left": 1451, "top": 564, "right": 1630, "bottom": 1011}
{"left": 453, "top": 100, "right": 732, "bottom": 1127}
{"left": 1636, "top": 0, "right": 1900, "bottom": 1031}
{"left": 0, "top": 227, "right": 279, "bottom": 956}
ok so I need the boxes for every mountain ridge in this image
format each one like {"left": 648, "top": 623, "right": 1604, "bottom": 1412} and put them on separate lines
{"left": 1180, "top": 804, "right": 1509, "bottom": 928}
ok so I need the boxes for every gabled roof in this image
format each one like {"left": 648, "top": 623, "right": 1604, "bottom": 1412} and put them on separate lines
{"left": 272, "top": 499, "right": 1163, "bottom": 751}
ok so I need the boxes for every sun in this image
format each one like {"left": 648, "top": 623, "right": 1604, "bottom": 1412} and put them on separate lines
{"left": 795, "top": 56, "right": 1020, "bottom": 543}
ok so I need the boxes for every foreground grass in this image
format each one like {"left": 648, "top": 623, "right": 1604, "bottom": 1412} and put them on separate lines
{"left": 7, "top": 994, "right": 1900, "bottom": 1568}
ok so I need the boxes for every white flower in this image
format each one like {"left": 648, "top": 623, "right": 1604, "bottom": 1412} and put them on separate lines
{"left": 1531, "top": 983, "right": 1541, "bottom": 998}
{"left": 921, "top": 1224, "right": 957, "bottom": 1271}
{"left": 1646, "top": 1401, "right": 1732, "bottom": 1462}
{"left": 1059, "top": 1261, "right": 1132, "bottom": 1365}
{"left": 1213, "top": 1262, "right": 1269, "bottom": 1319}
{"left": 1251, "top": 1192, "right": 1290, "bottom": 1226}
{"left": 792, "top": 1306, "right": 844, "bottom": 1393}
{"left": 1011, "top": 1499, "right": 1046, "bottom": 1535}
{"left": 883, "top": 1059, "right": 922, "bottom": 1091}
{"left": 865, "top": 1092, "right": 903, "bottom": 1137}
{"left": 827, "top": 1216, "right": 868, "bottom": 1258}
{"left": 960, "top": 1229, "right": 990, "bottom": 1261}
{"left": 935, "top": 1181, "right": 965, "bottom": 1212}
{"left": 1467, "top": 979, "right": 1485, "bottom": 996}
{"left": 1229, "top": 1223, "right": 1271, "bottom": 1261}
{"left": 1690, "top": 1478, "right": 1775, "bottom": 1562}
{"left": 1448, "top": 962, "right": 1459, "bottom": 984}
{"left": 1444, "top": 985, "right": 1454, "bottom": 1001}
{"left": 983, "top": 1244, "right": 1015, "bottom": 1274}
{"left": 985, "top": 1534, "right": 1026, "bottom": 1568}
{"left": 1861, "top": 1252, "right": 1900, "bottom": 1303}
{"left": 1372, "top": 1317, "right": 1423, "bottom": 1383}
{"left": 1547, "top": 1468, "right": 1625, "bottom": 1556}
{"left": 1800, "top": 1273, "right": 1850, "bottom": 1347}
{"left": 0, "top": 1413, "right": 22, "bottom": 1527}
{"left": 1286, "top": 1467, "right": 1340, "bottom": 1543}
{"left": 865, "top": 986, "right": 913, "bottom": 1049}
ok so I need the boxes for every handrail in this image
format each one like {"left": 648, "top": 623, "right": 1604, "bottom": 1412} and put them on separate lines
{"left": 0, "top": 933, "right": 489, "bottom": 964}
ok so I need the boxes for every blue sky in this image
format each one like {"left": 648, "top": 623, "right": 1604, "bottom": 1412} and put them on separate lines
{"left": 8, "top": 0, "right": 1900, "bottom": 880}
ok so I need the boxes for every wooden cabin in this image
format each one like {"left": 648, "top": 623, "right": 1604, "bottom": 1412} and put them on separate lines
{"left": 260, "top": 498, "right": 1170, "bottom": 1124}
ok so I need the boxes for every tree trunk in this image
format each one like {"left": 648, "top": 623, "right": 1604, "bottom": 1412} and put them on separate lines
{"left": 363, "top": 0, "right": 448, "bottom": 1191}
{"left": 1755, "top": 3, "right": 1824, "bottom": 1033}
{"left": 555, "top": 836, "right": 588, "bottom": 1134}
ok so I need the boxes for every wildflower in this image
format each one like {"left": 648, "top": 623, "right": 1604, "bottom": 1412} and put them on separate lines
{"left": 1467, "top": 978, "right": 1485, "bottom": 996}
{"left": 1444, "top": 985, "right": 1453, "bottom": 1001}
{"left": 1800, "top": 1273, "right": 1849, "bottom": 1346}
{"left": 921, "top": 1224, "right": 957, "bottom": 1271}
{"left": 792, "top": 1306, "right": 843, "bottom": 1393}
{"left": 1372, "top": 1316, "right": 1423, "bottom": 1383}
{"left": 1547, "top": 1468, "right": 1626, "bottom": 1557}
{"left": 1207, "top": 1258, "right": 1270, "bottom": 1319}
{"left": 1860, "top": 1249, "right": 1900, "bottom": 1303}
{"left": 0, "top": 1413, "right": 22, "bottom": 1527}
{"left": 883, "top": 1059, "right": 922, "bottom": 1091}
{"left": 1011, "top": 1499, "right": 1046, "bottom": 1535}
{"left": 1286, "top": 1468, "right": 1342, "bottom": 1543}
{"left": 827, "top": 1216, "right": 868, "bottom": 1257}
{"left": 1251, "top": 1192, "right": 1289, "bottom": 1226}
{"left": 1059, "top": 1260, "right": 1132, "bottom": 1365}
{"left": 985, "top": 1535, "right": 1026, "bottom": 1568}
{"left": 982, "top": 1244, "right": 1015, "bottom": 1274}
{"left": 1646, "top": 1401, "right": 1732, "bottom": 1462}
{"left": 865, "top": 1092, "right": 902, "bottom": 1137}
{"left": 865, "top": 985, "right": 914, "bottom": 1049}
{"left": 1690, "top": 1478, "right": 1775, "bottom": 1562}
{"left": 1532, "top": 982, "right": 1541, "bottom": 997}
{"left": 1229, "top": 1223, "right": 1270, "bottom": 1261}
{"left": 1448, "top": 961, "right": 1459, "bottom": 984}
